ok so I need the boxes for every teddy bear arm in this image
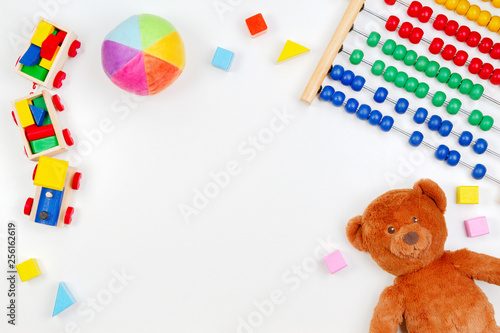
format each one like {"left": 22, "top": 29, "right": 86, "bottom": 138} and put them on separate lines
{"left": 369, "top": 286, "right": 405, "bottom": 333}
{"left": 450, "top": 249, "right": 500, "bottom": 285}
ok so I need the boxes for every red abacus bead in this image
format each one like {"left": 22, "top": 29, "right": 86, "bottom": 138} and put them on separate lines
{"left": 409, "top": 27, "right": 424, "bottom": 44}
{"left": 399, "top": 22, "right": 413, "bottom": 38}
{"left": 433, "top": 14, "right": 448, "bottom": 31}
{"left": 385, "top": 0, "right": 396, "bottom": 4}
{"left": 408, "top": 1, "right": 423, "bottom": 17}
{"left": 419, "top": 6, "right": 433, "bottom": 23}
{"left": 429, "top": 38, "right": 445, "bottom": 54}
{"left": 490, "top": 69, "right": 500, "bottom": 85}
{"left": 478, "top": 38, "right": 493, "bottom": 54}
{"left": 441, "top": 44, "right": 457, "bottom": 61}
{"left": 453, "top": 50, "right": 468, "bottom": 66}
{"left": 386, "top": 15, "right": 400, "bottom": 32}
{"left": 479, "top": 63, "right": 494, "bottom": 80}
{"left": 466, "top": 31, "right": 481, "bottom": 47}
{"left": 490, "top": 44, "right": 500, "bottom": 60}
{"left": 444, "top": 20, "right": 459, "bottom": 36}
{"left": 469, "top": 58, "right": 483, "bottom": 74}
{"left": 455, "top": 26, "right": 471, "bottom": 42}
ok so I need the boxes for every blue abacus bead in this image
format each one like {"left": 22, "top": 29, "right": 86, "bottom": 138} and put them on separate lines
{"left": 435, "top": 144, "right": 450, "bottom": 161}
{"left": 368, "top": 110, "right": 383, "bottom": 125}
{"left": 428, "top": 115, "right": 442, "bottom": 131}
{"left": 319, "top": 86, "right": 335, "bottom": 101}
{"left": 438, "top": 120, "right": 453, "bottom": 137}
{"left": 379, "top": 116, "right": 394, "bottom": 132}
{"left": 340, "top": 70, "right": 355, "bottom": 86}
{"left": 394, "top": 98, "right": 409, "bottom": 114}
{"left": 351, "top": 76, "right": 366, "bottom": 92}
{"left": 331, "top": 91, "right": 346, "bottom": 107}
{"left": 356, "top": 104, "right": 371, "bottom": 120}
{"left": 330, "top": 65, "right": 344, "bottom": 81}
{"left": 458, "top": 131, "right": 473, "bottom": 146}
{"left": 413, "top": 107, "right": 428, "bottom": 124}
{"left": 344, "top": 98, "right": 359, "bottom": 114}
{"left": 445, "top": 150, "right": 460, "bottom": 166}
{"left": 373, "top": 87, "right": 389, "bottom": 103}
{"left": 473, "top": 138, "right": 488, "bottom": 154}
{"left": 472, "top": 164, "right": 487, "bottom": 180}
{"left": 409, "top": 131, "right": 424, "bottom": 147}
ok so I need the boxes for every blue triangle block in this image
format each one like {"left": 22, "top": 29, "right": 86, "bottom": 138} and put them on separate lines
{"left": 104, "top": 15, "right": 142, "bottom": 51}
{"left": 20, "top": 44, "right": 41, "bottom": 66}
{"left": 29, "top": 104, "right": 47, "bottom": 127}
{"left": 52, "top": 282, "right": 76, "bottom": 316}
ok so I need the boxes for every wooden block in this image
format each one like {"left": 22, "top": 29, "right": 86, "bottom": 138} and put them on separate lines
{"left": 53, "top": 282, "right": 76, "bottom": 316}
{"left": 323, "top": 250, "right": 347, "bottom": 274}
{"left": 55, "top": 167, "right": 77, "bottom": 227}
{"left": 41, "top": 114, "right": 52, "bottom": 126}
{"left": 277, "top": 40, "right": 309, "bottom": 63}
{"left": 33, "top": 156, "right": 68, "bottom": 191}
{"left": 32, "top": 95, "right": 48, "bottom": 110}
{"left": 20, "top": 64, "right": 49, "bottom": 82}
{"left": 211, "top": 47, "right": 234, "bottom": 71}
{"left": 29, "top": 104, "right": 47, "bottom": 127}
{"left": 39, "top": 46, "right": 60, "bottom": 70}
{"left": 31, "top": 21, "right": 55, "bottom": 47}
{"left": 245, "top": 13, "right": 268, "bottom": 38}
{"left": 464, "top": 216, "right": 489, "bottom": 237}
{"left": 34, "top": 187, "right": 64, "bottom": 226}
{"left": 15, "top": 259, "right": 42, "bottom": 282}
{"left": 15, "top": 99, "right": 35, "bottom": 128}
{"left": 19, "top": 44, "right": 41, "bottom": 66}
{"left": 56, "top": 31, "right": 67, "bottom": 45}
{"left": 25, "top": 124, "right": 55, "bottom": 141}
{"left": 30, "top": 136, "right": 59, "bottom": 155}
{"left": 457, "top": 186, "right": 479, "bottom": 204}
{"left": 41, "top": 34, "right": 60, "bottom": 60}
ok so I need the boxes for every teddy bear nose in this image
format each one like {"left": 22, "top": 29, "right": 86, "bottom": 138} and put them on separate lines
{"left": 403, "top": 231, "right": 419, "bottom": 245}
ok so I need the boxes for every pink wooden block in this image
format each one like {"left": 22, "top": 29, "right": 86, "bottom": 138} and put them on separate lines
{"left": 464, "top": 216, "right": 489, "bottom": 238}
{"left": 323, "top": 250, "right": 347, "bottom": 274}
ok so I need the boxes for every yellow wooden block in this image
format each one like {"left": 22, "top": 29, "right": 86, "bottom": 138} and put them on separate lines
{"left": 33, "top": 156, "right": 69, "bottom": 191}
{"left": 31, "top": 21, "right": 55, "bottom": 47}
{"left": 16, "top": 258, "right": 41, "bottom": 282}
{"left": 277, "top": 40, "right": 310, "bottom": 63}
{"left": 39, "top": 46, "right": 60, "bottom": 70}
{"left": 15, "top": 99, "right": 35, "bottom": 128}
{"left": 457, "top": 186, "right": 479, "bottom": 204}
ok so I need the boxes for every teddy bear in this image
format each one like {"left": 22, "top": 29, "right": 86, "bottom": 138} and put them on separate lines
{"left": 346, "top": 178, "right": 500, "bottom": 333}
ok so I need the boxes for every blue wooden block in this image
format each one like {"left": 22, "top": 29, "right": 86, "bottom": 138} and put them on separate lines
{"left": 35, "top": 187, "right": 64, "bottom": 226}
{"left": 211, "top": 47, "right": 234, "bottom": 71}
{"left": 53, "top": 282, "right": 76, "bottom": 316}
{"left": 29, "top": 104, "right": 47, "bottom": 127}
{"left": 20, "top": 44, "right": 42, "bottom": 67}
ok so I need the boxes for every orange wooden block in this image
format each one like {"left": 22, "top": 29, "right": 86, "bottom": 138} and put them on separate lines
{"left": 245, "top": 13, "right": 268, "bottom": 38}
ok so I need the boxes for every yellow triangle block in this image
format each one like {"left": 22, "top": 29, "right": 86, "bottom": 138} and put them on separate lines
{"left": 277, "top": 40, "right": 309, "bottom": 63}
{"left": 144, "top": 31, "right": 185, "bottom": 70}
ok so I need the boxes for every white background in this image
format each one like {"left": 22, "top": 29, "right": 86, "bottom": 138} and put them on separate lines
{"left": 1, "top": 0, "right": 500, "bottom": 332}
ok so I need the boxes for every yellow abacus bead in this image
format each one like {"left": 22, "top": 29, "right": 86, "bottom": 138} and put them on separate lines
{"left": 492, "top": 0, "right": 500, "bottom": 8}
{"left": 455, "top": 0, "right": 470, "bottom": 15}
{"left": 435, "top": 0, "right": 447, "bottom": 4}
{"left": 476, "top": 10, "right": 492, "bottom": 26}
{"left": 487, "top": 15, "right": 500, "bottom": 32}
{"left": 445, "top": 0, "right": 460, "bottom": 10}
{"left": 466, "top": 5, "right": 481, "bottom": 20}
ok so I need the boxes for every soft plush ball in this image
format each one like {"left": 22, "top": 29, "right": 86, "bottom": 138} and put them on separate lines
{"left": 101, "top": 14, "right": 185, "bottom": 95}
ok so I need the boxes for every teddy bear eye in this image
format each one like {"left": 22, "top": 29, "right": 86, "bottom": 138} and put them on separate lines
{"left": 412, "top": 217, "right": 418, "bottom": 223}
{"left": 388, "top": 226, "right": 395, "bottom": 234}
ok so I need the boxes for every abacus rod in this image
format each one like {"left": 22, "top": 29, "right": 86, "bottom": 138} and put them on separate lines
{"left": 361, "top": 6, "right": 388, "bottom": 22}
{"left": 395, "top": 0, "right": 409, "bottom": 8}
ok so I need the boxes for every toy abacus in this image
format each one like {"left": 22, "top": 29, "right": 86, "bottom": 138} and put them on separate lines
{"left": 301, "top": 0, "right": 500, "bottom": 185}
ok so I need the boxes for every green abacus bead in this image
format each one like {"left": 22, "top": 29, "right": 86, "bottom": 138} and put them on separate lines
{"left": 469, "top": 84, "right": 484, "bottom": 101}
{"left": 393, "top": 45, "right": 407, "bottom": 61}
{"left": 447, "top": 73, "right": 462, "bottom": 89}
{"left": 436, "top": 67, "right": 451, "bottom": 83}
{"left": 415, "top": 56, "right": 430, "bottom": 72}
{"left": 425, "top": 61, "right": 440, "bottom": 78}
{"left": 349, "top": 49, "right": 364, "bottom": 65}
{"left": 383, "top": 66, "right": 398, "bottom": 83}
{"left": 479, "top": 115, "right": 494, "bottom": 131}
{"left": 432, "top": 91, "right": 447, "bottom": 107}
{"left": 415, "top": 82, "right": 430, "bottom": 99}
{"left": 382, "top": 39, "right": 397, "bottom": 55}
{"left": 403, "top": 50, "right": 418, "bottom": 66}
{"left": 394, "top": 71, "right": 409, "bottom": 88}
{"left": 404, "top": 77, "right": 419, "bottom": 93}
{"left": 458, "top": 79, "right": 473, "bottom": 95}
{"left": 371, "top": 60, "right": 386, "bottom": 76}
{"left": 446, "top": 98, "right": 462, "bottom": 115}
{"left": 367, "top": 31, "right": 381, "bottom": 47}
{"left": 468, "top": 110, "right": 483, "bottom": 126}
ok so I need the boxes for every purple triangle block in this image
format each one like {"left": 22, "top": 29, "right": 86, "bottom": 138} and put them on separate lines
{"left": 101, "top": 40, "right": 142, "bottom": 78}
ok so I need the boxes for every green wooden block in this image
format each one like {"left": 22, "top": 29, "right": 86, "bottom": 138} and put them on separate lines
{"left": 41, "top": 114, "right": 52, "bottom": 126}
{"left": 52, "top": 29, "right": 58, "bottom": 35}
{"left": 30, "top": 135, "right": 58, "bottom": 154}
{"left": 20, "top": 65, "right": 48, "bottom": 82}
{"left": 32, "top": 96, "right": 47, "bottom": 110}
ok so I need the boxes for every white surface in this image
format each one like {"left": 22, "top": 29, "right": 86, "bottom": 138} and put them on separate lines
{"left": 1, "top": 0, "right": 500, "bottom": 332}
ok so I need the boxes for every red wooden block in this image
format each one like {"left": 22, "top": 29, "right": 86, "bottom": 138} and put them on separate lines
{"left": 41, "top": 34, "right": 60, "bottom": 60}
{"left": 245, "top": 13, "right": 268, "bottom": 38}
{"left": 25, "top": 124, "right": 55, "bottom": 141}
{"left": 56, "top": 31, "right": 67, "bottom": 45}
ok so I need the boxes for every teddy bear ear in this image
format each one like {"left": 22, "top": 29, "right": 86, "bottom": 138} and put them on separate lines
{"left": 413, "top": 178, "right": 447, "bottom": 213}
{"left": 346, "top": 215, "right": 367, "bottom": 252}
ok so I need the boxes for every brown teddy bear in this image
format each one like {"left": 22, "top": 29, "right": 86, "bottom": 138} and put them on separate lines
{"left": 346, "top": 179, "right": 500, "bottom": 333}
